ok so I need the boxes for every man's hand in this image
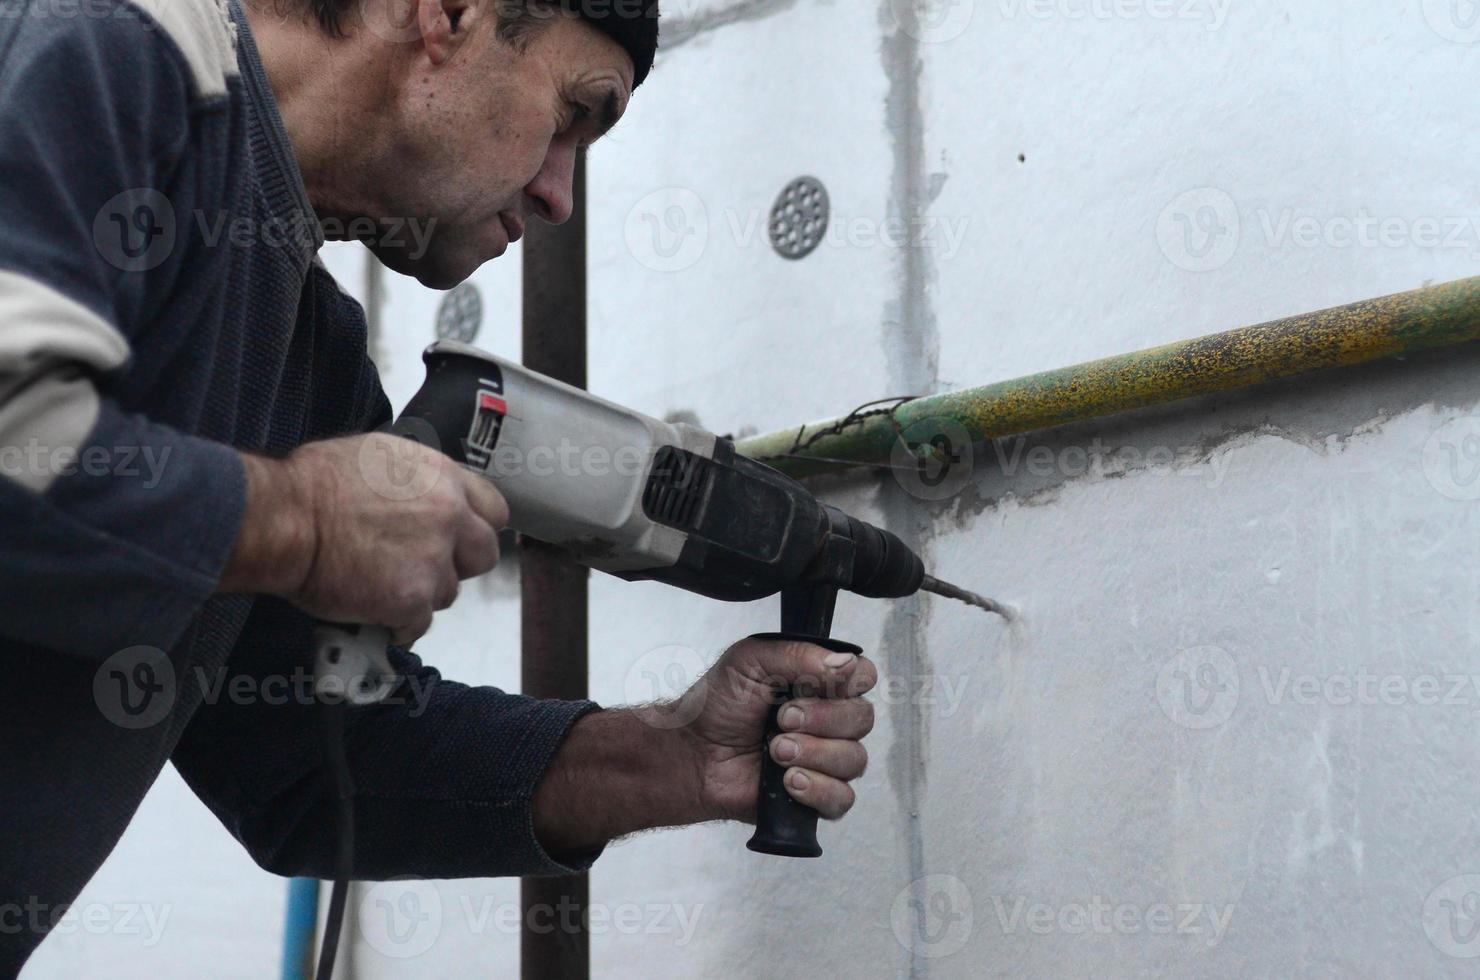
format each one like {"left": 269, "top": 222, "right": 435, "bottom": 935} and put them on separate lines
{"left": 532, "top": 637, "right": 878, "bottom": 856}
{"left": 218, "top": 434, "right": 507, "bottom": 644}
{"left": 679, "top": 637, "right": 878, "bottom": 822}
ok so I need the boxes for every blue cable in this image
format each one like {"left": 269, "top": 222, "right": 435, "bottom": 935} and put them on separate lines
{"left": 280, "top": 877, "right": 321, "bottom": 980}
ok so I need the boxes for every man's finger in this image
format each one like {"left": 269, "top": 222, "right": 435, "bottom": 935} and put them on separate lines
{"left": 458, "top": 469, "right": 510, "bottom": 530}
{"left": 453, "top": 513, "right": 501, "bottom": 579}
{"left": 769, "top": 733, "right": 868, "bottom": 781}
{"left": 792, "top": 652, "right": 877, "bottom": 700}
{"left": 781, "top": 767, "right": 856, "bottom": 820}
{"left": 737, "top": 639, "right": 878, "bottom": 699}
{"left": 390, "top": 611, "right": 434, "bottom": 648}
{"left": 433, "top": 573, "right": 460, "bottom": 612}
{"left": 777, "top": 696, "right": 875, "bottom": 740}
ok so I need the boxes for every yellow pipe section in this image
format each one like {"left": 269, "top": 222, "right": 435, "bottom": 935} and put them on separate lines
{"left": 737, "top": 277, "right": 1480, "bottom": 477}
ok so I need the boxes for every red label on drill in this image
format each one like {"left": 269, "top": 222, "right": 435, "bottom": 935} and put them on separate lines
{"left": 465, "top": 376, "right": 506, "bottom": 469}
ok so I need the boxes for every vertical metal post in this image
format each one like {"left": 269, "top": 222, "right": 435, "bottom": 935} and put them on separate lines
{"left": 362, "top": 248, "right": 384, "bottom": 368}
{"left": 520, "top": 152, "right": 589, "bottom": 980}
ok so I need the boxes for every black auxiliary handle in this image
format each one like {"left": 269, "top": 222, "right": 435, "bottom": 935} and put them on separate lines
{"left": 745, "top": 582, "right": 862, "bottom": 859}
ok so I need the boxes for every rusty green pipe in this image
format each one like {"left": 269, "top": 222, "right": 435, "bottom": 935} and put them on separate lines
{"left": 736, "top": 277, "right": 1480, "bottom": 477}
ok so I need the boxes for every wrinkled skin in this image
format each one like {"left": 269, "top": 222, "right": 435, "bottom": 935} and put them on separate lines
{"left": 248, "top": 0, "right": 632, "bottom": 287}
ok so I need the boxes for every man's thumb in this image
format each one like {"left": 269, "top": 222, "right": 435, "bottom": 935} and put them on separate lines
{"left": 736, "top": 633, "right": 865, "bottom": 697}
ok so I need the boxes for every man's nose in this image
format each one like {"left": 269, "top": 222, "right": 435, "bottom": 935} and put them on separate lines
{"left": 525, "top": 141, "right": 577, "bottom": 225}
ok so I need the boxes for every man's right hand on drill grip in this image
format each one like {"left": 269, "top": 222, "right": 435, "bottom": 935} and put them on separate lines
{"left": 219, "top": 433, "right": 508, "bottom": 645}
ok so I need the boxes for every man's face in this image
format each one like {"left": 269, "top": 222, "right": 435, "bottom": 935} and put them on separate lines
{"left": 366, "top": 7, "right": 633, "bottom": 288}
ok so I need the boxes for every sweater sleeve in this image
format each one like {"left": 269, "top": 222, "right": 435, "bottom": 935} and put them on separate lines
{"left": 172, "top": 597, "right": 606, "bottom": 879}
{"left": 0, "top": 4, "right": 247, "bottom": 660}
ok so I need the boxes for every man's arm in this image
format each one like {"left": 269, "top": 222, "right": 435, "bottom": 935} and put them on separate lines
{"left": 529, "top": 708, "right": 708, "bottom": 853}
{"left": 174, "top": 600, "right": 606, "bottom": 880}
{"left": 533, "top": 639, "right": 877, "bottom": 855}
{"left": 0, "top": 5, "right": 250, "bottom": 661}
{"left": 175, "top": 599, "right": 876, "bottom": 879}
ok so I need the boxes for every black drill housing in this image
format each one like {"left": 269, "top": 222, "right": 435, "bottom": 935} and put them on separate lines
{"left": 629, "top": 438, "right": 925, "bottom": 604}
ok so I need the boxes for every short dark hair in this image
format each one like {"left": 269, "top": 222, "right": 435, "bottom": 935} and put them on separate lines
{"left": 299, "top": 0, "right": 560, "bottom": 41}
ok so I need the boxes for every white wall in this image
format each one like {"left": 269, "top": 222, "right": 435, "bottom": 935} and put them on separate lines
{"left": 27, "top": 1, "right": 1480, "bottom": 977}
{"left": 578, "top": 2, "right": 1480, "bottom": 976}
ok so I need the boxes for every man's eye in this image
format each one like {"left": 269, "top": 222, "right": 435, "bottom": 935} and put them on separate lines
{"left": 565, "top": 103, "right": 591, "bottom": 132}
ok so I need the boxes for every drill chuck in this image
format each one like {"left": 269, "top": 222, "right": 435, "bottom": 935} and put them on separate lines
{"left": 833, "top": 513, "right": 925, "bottom": 599}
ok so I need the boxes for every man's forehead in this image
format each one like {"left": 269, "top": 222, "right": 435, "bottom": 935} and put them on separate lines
{"left": 557, "top": 0, "right": 658, "bottom": 89}
{"left": 557, "top": 13, "right": 638, "bottom": 93}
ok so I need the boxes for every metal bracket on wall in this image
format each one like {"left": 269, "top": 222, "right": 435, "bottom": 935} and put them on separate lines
{"left": 770, "top": 176, "right": 830, "bottom": 260}
{"left": 436, "top": 282, "right": 484, "bottom": 343}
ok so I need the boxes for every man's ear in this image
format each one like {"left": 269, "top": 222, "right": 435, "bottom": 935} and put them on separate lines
{"left": 417, "top": 0, "right": 483, "bottom": 65}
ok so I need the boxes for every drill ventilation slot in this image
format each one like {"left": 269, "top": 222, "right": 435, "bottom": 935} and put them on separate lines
{"left": 643, "top": 447, "right": 712, "bottom": 532}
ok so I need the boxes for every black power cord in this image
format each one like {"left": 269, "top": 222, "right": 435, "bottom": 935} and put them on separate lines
{"left": 314, "top": 698, "right": 355, "bottom": 980}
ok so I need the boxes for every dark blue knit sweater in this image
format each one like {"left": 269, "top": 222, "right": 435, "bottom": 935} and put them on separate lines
{"left": 0, "top": 0, "right": 597, "bottom": 969}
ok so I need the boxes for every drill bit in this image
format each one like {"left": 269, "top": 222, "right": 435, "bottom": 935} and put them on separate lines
{"left": 921, "top": 574, "right": 1012, "bottom": 619}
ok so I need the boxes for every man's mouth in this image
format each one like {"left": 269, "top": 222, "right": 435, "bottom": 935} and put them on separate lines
{"left": 500, "top": 212, "right": 524, "bottom": 244}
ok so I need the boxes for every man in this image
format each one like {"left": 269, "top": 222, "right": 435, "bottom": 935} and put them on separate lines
{"left": 0, "top": 0, "right": 878, "bottom": 969}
